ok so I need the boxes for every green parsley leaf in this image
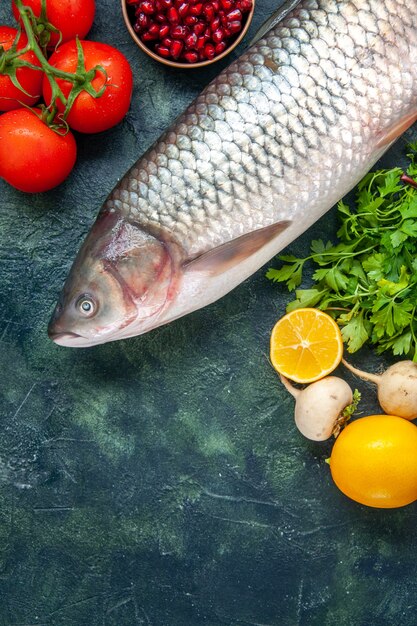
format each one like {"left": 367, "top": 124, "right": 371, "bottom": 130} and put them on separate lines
{"left": 401, "top": 219, "right": 417, "bottom": 237}
{"left": 339, "top": 311, "right": 369, "bottom": 353}
{"left": 266, "top": 260, "right": 305, "bottom": 291}
{"left": 377, "top": 266, "right": 410, "bottom": 296}
{"left": 286, "top": 288, "right": 330, "bottom": 311}
{"left": 400, "top": 197, "right": 417, "bottom": 219}
{"left": 377, "top": 168, "right": 403, "bottom": 196}
{"left": 391, "top": 332, "right": 413, "bottom": 357}
{"left": 390, "top": 229, "right": 408, "bottom": 249}
{"left": 362, "top": 253, "right": 386, "bottom": 281}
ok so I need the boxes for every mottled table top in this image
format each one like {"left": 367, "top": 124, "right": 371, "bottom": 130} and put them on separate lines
{"left": 1, "top": 1, "right": 417, "bottom": 625}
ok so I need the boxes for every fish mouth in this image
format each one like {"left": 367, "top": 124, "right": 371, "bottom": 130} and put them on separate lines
{"left": 48, "top": 326, "right": 130, "bottom": 348}
{"left": 48, "top": 329, "right": 92, "bottom": 348}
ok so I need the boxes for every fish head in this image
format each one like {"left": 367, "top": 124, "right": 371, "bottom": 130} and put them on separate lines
{"left": 48, "top": 210, "right": 178, "bottom": 347}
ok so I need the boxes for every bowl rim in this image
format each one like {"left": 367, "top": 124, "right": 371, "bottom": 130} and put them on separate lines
{"left": 121, "top": 0, "right": 256, "bottom": 69}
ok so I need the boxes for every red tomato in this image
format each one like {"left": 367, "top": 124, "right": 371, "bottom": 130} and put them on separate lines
{"left": 43, "top": 40, "right": 133, "bottom": 134}
{"left": 0, "top": 109, "right": 77, "bottom": 193}
{"left": 12, "top": 0, "right": 95, "bottom": 47}
{"left": 0, "top": 26, "right": 43, "bottom": 111}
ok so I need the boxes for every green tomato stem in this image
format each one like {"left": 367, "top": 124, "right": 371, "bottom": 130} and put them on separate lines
{"left": 14, "top": 0, "right": 77, "bottom": 84}
{"left": 11, "top": 0, "right": 108, "bottom": 129}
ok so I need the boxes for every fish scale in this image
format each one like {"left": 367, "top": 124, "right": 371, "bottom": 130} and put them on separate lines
{"left": 106, "top": 0, "right": 417, "bottom": 259}
{"left": 49, "top": 0, "right": 417, "bottom": 347}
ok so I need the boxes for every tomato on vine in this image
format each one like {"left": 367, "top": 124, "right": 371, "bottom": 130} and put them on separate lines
{"left": 0, "top": 108, "right": 77, "bottom": 193}
{"left": 0, "top": 25, "right": 43, "bottom": 111}
{"left": 43, "top": 40, "right": 133, "bottom": 134}
{"left": 0, "top": 0, "right": 134, "bottom": 193}
{"left": 12, "top": 0, "right": 95, "bottom": 48}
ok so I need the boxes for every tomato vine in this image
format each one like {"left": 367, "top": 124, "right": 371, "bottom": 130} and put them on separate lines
{"left": 1, "top": 0, "right": 107, "bottom": 128}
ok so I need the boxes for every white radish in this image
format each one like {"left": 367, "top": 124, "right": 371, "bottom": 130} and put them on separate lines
{"left": 343, "top": 359, "right": 417, "bottom": 420}
{"left": 280, "top": 375, "right": 354, "bottom": 441}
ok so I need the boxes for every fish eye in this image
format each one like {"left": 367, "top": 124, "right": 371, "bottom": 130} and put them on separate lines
{"left": 76, "top": 295, "right": 97, "bottom": 318}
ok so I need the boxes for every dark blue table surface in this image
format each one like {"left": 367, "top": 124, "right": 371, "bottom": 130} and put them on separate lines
{"left": 1, "top": 1, "right": 417, "bottom": 624}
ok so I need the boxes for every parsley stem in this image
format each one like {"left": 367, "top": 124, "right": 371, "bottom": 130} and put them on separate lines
{"left": 392, "top": 282, "right": 417, "bottom": 302}
{"left": 311, "top": 243, "right": 377, "bottom": 264}
{"left": 325, "top": 307, "right": 351, "bottom": 312}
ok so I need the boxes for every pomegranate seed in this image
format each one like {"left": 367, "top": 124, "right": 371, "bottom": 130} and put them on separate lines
{"left": 203, "top": 3, "right": 215, "bottom": 21}
{"left": 226, "top": 20, "right": 241, "bottom": 34}
{"left": 170, "top": 39, "right": 183, "bottom": 58}
{"left": 226, "top": 8, "right": 242, "bottom": 21}
{"left": 185, "top": 32, "right": 197, "bottom": 49}
{"left": 215, "top": 41, "right": 227, "bottom": 54}
{"left": 184, "top": 51, "right": 199, "bottom": 63}
{"left": 159, "top": 23, "right": 170, "bottom": 37}
{"left": 236, "top": 0, "right": 252, "bottom": 11}
{"left": 167, "top": 6, "right": 179, "bottom": 22}
{"left": 211, "top": 16, "right": 220, "bottom": 31}
{"left": 140, "top": 0, "right": 155, "bottom": 15}
{"left": 149, "top": 23, "right": 160, "bottom": 35}
{"left": 132, "top": 0, "right": 241, "bottom": 64}
{"left": 212, "top": 28, "right": 224, "bottom": 43}
{"left": 178, "top": 2, "right": 189, "bottom": 18}
{"left": 171, "top": 24, "right": 188, "bottom": 38}
{"left": 204, "top": 43, "right": 216, "bottom": 59}
{"left": 135, "top": 12, "right": 149, "bottom": 30}
{"left": 185, "top": 15, "right": 198, "bottom": 26}
{"left": 219, "top": 10, "right": 228, "bottom": 25}
{"left": 155, "top": 44, "right": 171, "bottom": 57}
{"left": 193, "top": 21, "right": 205, "bottom": 35}
{"left": 142, "top": 23, "right": 160, "bottom": 39}
{"left": 189, "top": 2, "right": 203, "bottom": 16}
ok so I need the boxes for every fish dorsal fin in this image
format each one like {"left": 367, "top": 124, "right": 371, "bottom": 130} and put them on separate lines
{"left": 250, "top": 0, "right": 302, "bottom": 46}
{"left": 184, "top": 221, "right": 291, "bottom": 276}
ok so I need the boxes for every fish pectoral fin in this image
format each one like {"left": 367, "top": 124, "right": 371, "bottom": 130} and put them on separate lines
{"left": 249, "top": 0, "right": 302, "bottom": 47}
{"left": 376, "top": 110, "right": 417, "bottom": 148}
{"left": 184, "top": 220, "right": 291, "bottom": 276}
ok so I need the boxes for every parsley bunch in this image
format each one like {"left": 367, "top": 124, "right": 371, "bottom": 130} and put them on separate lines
{"left": 267, "top": 144, "right": 417, "bottom": 360}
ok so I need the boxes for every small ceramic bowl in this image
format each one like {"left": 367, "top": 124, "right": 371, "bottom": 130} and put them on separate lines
{"left": 121, "top": 0, "right": 256, "bottom": 69}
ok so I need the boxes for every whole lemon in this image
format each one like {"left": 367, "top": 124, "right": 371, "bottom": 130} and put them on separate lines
{"left": 330, "top": 415, "right": 417, "bottom": 508}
